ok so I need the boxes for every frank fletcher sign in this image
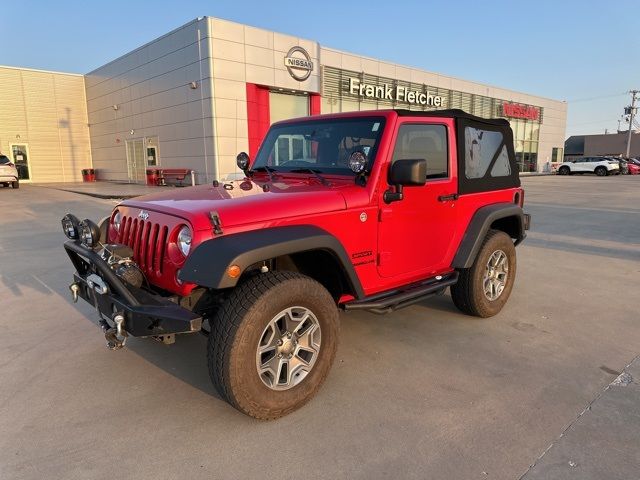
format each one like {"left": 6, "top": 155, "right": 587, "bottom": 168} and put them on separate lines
{"left": 348, "top": 77, "right": 445, "bottom": 107}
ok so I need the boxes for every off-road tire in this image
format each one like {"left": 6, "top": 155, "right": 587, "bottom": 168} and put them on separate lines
{"left": 207, "top": 271, "right": 339, "bottom": 419}
{"left": 451, "top": 229, "right": 516, "bottom": 318}
{"left": 558, "top": 166, "right": 570, "bottom": 175}
{"left": 12, "top": 181, "right": 19, "bottom": 189}
{"left": 595, "top": 166, "right": 607, "bottom": 176}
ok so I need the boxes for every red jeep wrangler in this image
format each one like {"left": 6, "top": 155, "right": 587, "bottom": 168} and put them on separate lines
{"left": 62, "top": 109, "right": 530, "bottom": 419}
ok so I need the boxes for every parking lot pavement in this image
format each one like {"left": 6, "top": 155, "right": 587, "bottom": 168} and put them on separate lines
{"left": 0, "top": 177, "right": 638, "bottom": 480}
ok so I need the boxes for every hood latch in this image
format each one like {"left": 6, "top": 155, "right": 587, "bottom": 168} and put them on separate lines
{"left": 209, "top": 211, "right": 223, "bottom": 235}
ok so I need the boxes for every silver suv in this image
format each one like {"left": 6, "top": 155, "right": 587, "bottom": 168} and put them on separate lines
{"left": 0, "top": 155, "right": 19, "bottom": 188}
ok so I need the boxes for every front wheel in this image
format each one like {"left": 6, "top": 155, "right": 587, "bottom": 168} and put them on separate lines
{"left": 451, "top": 230, "right": 517, "bottom": 318}
{"left": 595, "top": 166, "right": 607, "bottom": 176}
{"left": 12, "top": 181, "right": 19, "bottom": 189}
{"left": 558, "top": 166, "right": 570, "bottom": 175}
{"left": 208, "top": 271, "right": 339, "bottom": 419}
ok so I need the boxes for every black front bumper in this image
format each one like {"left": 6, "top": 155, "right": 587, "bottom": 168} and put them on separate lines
{"left": 64, "top": 240, "right": 202, "bottom": 337}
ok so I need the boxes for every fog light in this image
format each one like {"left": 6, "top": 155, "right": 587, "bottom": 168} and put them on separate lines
{"left": 61, "top": 214, "right": 81, "bottom": 239}
{"left": 79, "top": 219, "right": 101, "bottom": 248}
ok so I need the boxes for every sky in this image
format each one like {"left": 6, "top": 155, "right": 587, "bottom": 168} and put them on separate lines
{"left": 1, "top": 0, "right": 638, "bottom": 138}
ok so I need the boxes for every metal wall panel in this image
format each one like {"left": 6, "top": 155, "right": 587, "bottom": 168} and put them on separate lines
{"left": 0, "top": 66, "right": 91, "bottom": 182}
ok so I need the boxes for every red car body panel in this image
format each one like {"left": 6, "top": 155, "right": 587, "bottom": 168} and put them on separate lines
{"left": 110, "top": 110, "right": 523, "bottom": 299}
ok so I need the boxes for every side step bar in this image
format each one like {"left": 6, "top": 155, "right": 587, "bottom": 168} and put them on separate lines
{"left": 343, "top": 272, "right": 459, "bottom": 315}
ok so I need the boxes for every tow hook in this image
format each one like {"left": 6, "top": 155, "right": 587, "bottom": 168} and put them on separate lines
{"left": 69, "top": 283, "right": 80, "bottom": 303}
{"left": 103, "top": 313, "right": 128, "bottom": 350}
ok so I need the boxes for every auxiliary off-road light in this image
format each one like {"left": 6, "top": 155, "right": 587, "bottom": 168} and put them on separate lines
{"left": 61, "top": 214, "right": 81, "bottom": 239}
{"left": 79, "top": 219, "right": 101, "bottom": 248}
{"left": 349, "top": 151, "right": 367, "bottom": 174}
{"left": 236, "top": 152, "right": 250, "bottom": 171}
{"left": 177, "top": 225, "right": 192, "bottom": 257}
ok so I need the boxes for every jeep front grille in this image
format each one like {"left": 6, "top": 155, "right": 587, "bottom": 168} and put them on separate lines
{"left": 119, "top": 216, "right": 168, "bottom": 278}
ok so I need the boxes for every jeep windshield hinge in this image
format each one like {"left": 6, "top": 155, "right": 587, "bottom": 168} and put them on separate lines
{"left": 209, "top": 211, "right": 223, "bottom": 235}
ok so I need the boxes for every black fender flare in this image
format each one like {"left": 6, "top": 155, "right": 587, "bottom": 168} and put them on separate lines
{"left": 178, "top": 225, "right": 364, "bottom": 297}
{"left": 452, "top": 203, "right": 525, "bottom": 269}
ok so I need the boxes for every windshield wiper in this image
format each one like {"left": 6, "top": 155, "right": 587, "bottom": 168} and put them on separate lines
{"left": 251, "top": 165, "right": 276, "bottom": 183}
{"left": 290, "top": 168, "right": 330, "bottom": 186}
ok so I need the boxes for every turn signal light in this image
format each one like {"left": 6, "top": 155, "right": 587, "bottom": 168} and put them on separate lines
{"left": 227, "top": 265, "right": 241, "bottom": 278}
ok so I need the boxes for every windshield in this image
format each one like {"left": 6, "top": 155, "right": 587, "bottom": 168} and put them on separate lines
{"left": 0, "top": 155, "right": 10, "bottom": 165}
{"left": 252, "top": 117, "right": 386, "bottom": 175}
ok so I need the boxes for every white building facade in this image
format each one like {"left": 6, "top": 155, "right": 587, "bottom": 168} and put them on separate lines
{"left": 5, "top": 16, "right": 568, "bottom": 183}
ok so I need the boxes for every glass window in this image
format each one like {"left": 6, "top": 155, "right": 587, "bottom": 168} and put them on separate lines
{"left": 391, "top": 124, "right": 448, "bottom": 179}
{"left": 253, "top": 117, "right": 386, "bottom": 176}
{"left": 524, "top": 122, "right": 533, "bottom": 141}
{"left": 269, "top": 92, "right": 309, "bottom": 124}
{"left": 490, "top": 146, "right": 511, "bottom": 177}
{"left": 464, "top": 127, "right": 504, "bottom": 179}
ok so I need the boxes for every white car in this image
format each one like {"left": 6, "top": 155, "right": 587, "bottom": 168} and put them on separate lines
{"left": 558, "top": 156, "right": 619, "bottom": 176}
{"left": 0, "top": 155, "right": 19, "bottom": 188}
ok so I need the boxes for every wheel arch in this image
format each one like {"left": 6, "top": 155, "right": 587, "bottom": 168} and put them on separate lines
{"left": 452, "top": 203, "right": 525, "bottom": 269}
{"left": 179, "top": 225, "right": 364, "bottom": 299}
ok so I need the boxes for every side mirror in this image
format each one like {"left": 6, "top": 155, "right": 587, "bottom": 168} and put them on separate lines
{"left": 236, "top": 152, "right": 250, "bottom": 171}
{"left": 384, "top": 159, "right": 427, "bottom": 204}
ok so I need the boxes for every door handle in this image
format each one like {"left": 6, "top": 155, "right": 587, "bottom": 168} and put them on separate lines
{"left": 438, "top": 193, "right": 459, "bottom": 202}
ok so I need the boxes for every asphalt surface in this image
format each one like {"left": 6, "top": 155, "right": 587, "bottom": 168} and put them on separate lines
{"left": 1, "top": 175, "right": 639, "bottom": 480}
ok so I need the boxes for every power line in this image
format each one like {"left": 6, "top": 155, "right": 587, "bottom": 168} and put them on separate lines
{"left": 567, "top": 118, "right": 621, "bottom": 126}
{"left": 566, "top": 92, "right": 627, "bottom": 103}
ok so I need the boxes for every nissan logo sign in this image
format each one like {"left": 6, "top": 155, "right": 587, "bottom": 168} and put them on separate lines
{"left": 284, "top": 46, "right": 313, "bottom": 81}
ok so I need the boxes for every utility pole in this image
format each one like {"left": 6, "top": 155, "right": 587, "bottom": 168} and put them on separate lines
{"left": 625, "top": 90, "right": 638, "bottom": 158}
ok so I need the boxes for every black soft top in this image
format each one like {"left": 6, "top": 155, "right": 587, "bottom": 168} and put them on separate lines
{"left": 395, "top": 108, "right": 511, "bottom": 128}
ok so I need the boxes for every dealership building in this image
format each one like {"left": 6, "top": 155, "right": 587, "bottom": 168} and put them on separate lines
{"left": 0, "top": 16, "right": 567, "bottom": 184}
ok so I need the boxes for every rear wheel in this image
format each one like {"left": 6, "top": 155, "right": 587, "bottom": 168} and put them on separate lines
{"left": 595, "top": 166, "right": 607, "bottom": 176}
{"left": 558, "top": 166, "right": 570, "bottom": 175}
{"left": 451, "top": 230, "right": 516, "bottom": 318}
{"left": 12, "top": 181, "right": 19, "bottom": 189}
{"left": 208, "top": 271, "right": 339, "bottom": 419}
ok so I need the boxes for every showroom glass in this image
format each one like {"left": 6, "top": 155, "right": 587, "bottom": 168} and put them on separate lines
{"left": 252, "top": 117, "right": 386, "bottom": 175}
{"left": 391, "top": 124, "right": 448, "bottom": 179}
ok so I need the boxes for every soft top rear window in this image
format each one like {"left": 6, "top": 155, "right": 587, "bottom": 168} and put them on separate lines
{"left": 457, "top": 119, "right": 520, "bottom": 194}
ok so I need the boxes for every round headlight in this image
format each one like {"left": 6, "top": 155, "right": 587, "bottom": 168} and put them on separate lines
{"left": 61, "top": 214, "right": 81, "bottom": 239}
{"left": 177, "top": 226, "right": 192, "bottom": 257}
{"left": 79, "top": 219, "right": 100, "bottom": 248}
{"left": 113, "top": 211, "right": 122, "bottom": 232}
{"left": 349, "top": 151, "right": 368, "bottom": 174}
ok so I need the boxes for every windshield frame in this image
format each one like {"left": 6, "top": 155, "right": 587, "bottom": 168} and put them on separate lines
{"left": 251, "top": 116, "right": 387, "bottom": 176}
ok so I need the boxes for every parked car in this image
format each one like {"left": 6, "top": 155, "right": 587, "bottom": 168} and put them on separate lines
{"left": 0, "top": 155, "right": 19, "bottom": 188}
{"left": 61, "top": 109, "right": 530, "bottom": 419}
{"left": 626, "top": 158, "right": 640, "bottom": 175}
{"left": 557, "top": 156, "right": 619, "bottom": 176}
